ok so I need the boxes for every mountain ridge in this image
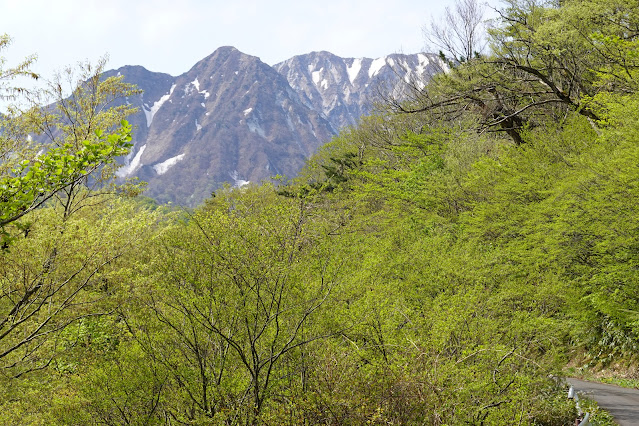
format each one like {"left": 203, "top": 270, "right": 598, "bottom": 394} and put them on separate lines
{"left": 274, "top": 51, "right": 440, "bottom": 130}
{"left": 105, "top": 46, "right": 442, "bottom": 205}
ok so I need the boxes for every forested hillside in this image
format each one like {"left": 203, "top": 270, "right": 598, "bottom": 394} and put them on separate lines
{"left": 1, "top": 0, "right": 639, "bottom": 424}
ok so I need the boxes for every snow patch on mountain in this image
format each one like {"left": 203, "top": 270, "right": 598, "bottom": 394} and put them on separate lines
{"left": 417, "top": 53, "right": 430, "bottom": 69}
{"left": 347, "top": 59, "right": 362, "bottom": 84}
{"left": 143, "top": 84, "right": 176, "bottom": 127}
{"left": 117, "top": 144, "right": 147, "bottom": 177}
{"left": 230, "top": 170, "right": 250, "bottom": 188}
{"left": 184, "top": 78, "right": 203, "bottom": 96}
{"left": 312, "top": 69, "right": 322, "bottom": 85}
{"left": 153, "top": 153, "right": 185, "bottom": 175}
{"left": 142, "top": 105, "right": 152, "bottom": 125}
{"left": 369, "top": 56, "right": 386, "bottom": 78}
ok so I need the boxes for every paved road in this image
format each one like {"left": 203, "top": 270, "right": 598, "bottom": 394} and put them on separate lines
{"left": 567, "top": 378, "right": 639, "bottom": 425}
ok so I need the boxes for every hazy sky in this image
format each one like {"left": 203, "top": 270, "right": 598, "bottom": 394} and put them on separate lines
{"left": 0, "top": 0, "right": 491, "bottom": 80}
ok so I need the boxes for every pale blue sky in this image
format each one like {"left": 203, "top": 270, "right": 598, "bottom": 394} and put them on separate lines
{"left": 1, "top": 0, "right": 497, "bottom": 80}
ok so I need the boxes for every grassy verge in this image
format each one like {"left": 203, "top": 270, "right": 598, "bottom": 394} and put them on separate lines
{"left": 575, "top": 397, "right": 616, "bottom": 426}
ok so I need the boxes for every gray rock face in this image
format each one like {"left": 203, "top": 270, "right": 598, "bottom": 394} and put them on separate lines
{"left": 274, "top": 51, "right": 442, "bottom": 131}
{"left": 109, "top": 47, "right": 442, "bottom": 205}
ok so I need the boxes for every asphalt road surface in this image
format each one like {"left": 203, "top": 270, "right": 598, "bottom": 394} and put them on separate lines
{"left": 567, "top": 378, "right": 639, "bottom": 425}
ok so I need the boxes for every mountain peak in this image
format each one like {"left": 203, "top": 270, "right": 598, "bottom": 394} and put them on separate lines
{"left": 183, "top": 46, "right": 267, "bottom": 80}
{"left": 274, "top": 51, "right": 441, "bottom": 130}
{"left": 201, "top": 46, "right": 258, "bottom": 63}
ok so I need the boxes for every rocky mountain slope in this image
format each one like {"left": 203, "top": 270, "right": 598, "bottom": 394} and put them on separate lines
{"left": 274, "top": 51, "right": 441, "bottom": 131}
{"left": 107, "top": 47, "right": 442, "bottom": 205}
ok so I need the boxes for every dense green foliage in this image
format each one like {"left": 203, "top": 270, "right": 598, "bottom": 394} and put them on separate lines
{"left": 2, "top": 0, "right": 639, "bottom": 423}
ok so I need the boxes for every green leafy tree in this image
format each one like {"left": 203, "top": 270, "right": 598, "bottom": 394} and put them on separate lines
{"left": 0, "top": 44, "right": 143, "bottom": 375}
{"left": 388, "top": 0, "right": 639, "bottom": 145}
{"left": 0, "top": 122, "right": 132, "bottom": 244}
{"left": 126, "top": 185, "right": 341, "bottom": 423}
{"left": 0, "top": 34, "right": 38, "bottom": 102}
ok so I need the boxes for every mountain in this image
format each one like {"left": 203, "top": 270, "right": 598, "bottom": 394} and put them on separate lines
{"left": 113, "top": 47, "right": 335, "bottom": 204}
{"left": 274, "top": 51, "right": 441, "bottom": 131}
{"left": 105, "top": 47, "right": 442, "bottom": 205}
